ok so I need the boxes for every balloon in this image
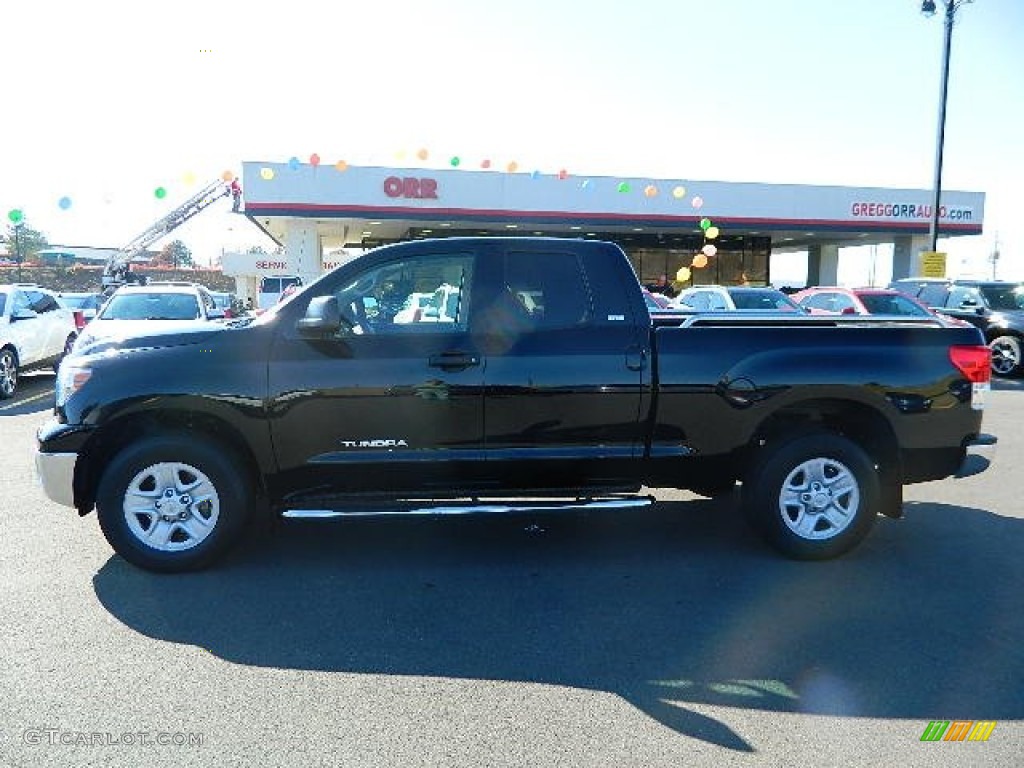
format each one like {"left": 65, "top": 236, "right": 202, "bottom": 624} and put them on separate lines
{"left": 417, "top": 148, "right": 429, "bottom": 161}
{"left": 705, "top": 226, "right": 720, "bottom": 239}
{"left": 691, "top": 196, "right": 704, "bottom": 209}
{"left": 221, "top": 169, "right": 234, "bottom": 182}
{"left": 183, "top": 171, "right": 197, "bottom": 185}
{"left": 260, "top": 167, "right": 275, "bottom": 180}
{"left": 558, "top": 169, "right": 569, "bottom": 180}
{"left": 450, "top": 156, "right": 461, "bottom": 167}
{"left": 531, "top": 170, "right": 541, "bottom": 180}
{"left": 309, "top": 153, "right": 321, "bottom": 166}
{"left": 675, "top": 266, "right": 691, "bottom": 283}
{"left": 8, "top": 208, "right": 24, "bottom": 224}
{"left": 672, "top": 185, "right": 686, "bottom": 199}
{"left": 644, "top": 185, "right": 657, "bottom": 198}
{"left": 699, "top": 217, "right": 711, "bottom": 231}
{"left": 507, "top": 161, "right": 519, "bottom": 173}
{"left": 617, "top": 182, "right": 631, "bottom": 193}
{"left": 154, "top": 187, "right": 167, "bottom": 199}
{"left": 692, "top": 253, "right": 708, "bottom": 269}
{"left": 702, "top": 244, "right": 718, "bottom": 257}
{"left": 288, "top": 156, "right": 301, "bottom": 171}
{"left": 481, "top": 158, "right": 491, "bottom": 169}
{"left": 58, "top": 196, "right": 72, "bottom": 210}
{"left": 335, "top": 160, "right": 348, "bottom": 172}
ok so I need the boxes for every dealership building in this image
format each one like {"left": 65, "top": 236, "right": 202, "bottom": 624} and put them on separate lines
{"left": 233, "top": 160, "right": 984, "bottom": 291}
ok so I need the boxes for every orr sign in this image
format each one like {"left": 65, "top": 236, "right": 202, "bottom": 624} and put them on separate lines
{"left": 383, "top": 176, "right": 438, "bottom": 200}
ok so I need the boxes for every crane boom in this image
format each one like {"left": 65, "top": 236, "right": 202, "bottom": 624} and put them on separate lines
{"left": 102, "top": 179, "right": 230, "bottom": 289}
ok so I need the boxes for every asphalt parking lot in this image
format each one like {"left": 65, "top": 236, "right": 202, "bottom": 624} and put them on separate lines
{"left": 1, "top": 372, "right": 1022, "bottom": 767}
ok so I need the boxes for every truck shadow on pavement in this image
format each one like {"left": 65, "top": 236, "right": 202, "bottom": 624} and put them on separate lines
{"left": 93, "top": 497, "right": 1024, "bottom": 753}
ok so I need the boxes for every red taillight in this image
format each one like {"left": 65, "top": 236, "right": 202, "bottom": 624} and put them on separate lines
{"left": 950, "top": 345, "right": 991, "bottom": 383}
{"left": 72, "top": 310, "right": 86, "bottom": 331}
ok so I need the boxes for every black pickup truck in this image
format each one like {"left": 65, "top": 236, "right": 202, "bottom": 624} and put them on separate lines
{"left": 36, "top": 237, "right": 995, "bottom": 572}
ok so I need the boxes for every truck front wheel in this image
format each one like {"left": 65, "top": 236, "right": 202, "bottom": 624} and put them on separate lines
{"left": 743, "top": 431, "right": 879, "bottom": 560}
{"left": 96, "top": 434, "right": 251, "bottom": 573}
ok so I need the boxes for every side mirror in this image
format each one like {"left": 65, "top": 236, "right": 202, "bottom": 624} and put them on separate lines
{"left": 297, "top": 296, "right": 345, "bottom": 336}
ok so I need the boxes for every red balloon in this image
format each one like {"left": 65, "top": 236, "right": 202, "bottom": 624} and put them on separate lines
{"left": 309, "top": 153, "right": 321, "bottom": 166}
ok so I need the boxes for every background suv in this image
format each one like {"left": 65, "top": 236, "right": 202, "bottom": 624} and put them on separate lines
{"left": 890, "top": 278, "right": 1024, "bottom": 376}
{"left": 0, "top": 284, "right": 79, "bottom": 398}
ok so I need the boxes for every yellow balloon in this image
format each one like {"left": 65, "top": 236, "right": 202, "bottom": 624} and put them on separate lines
{"left": 692, "top": 253, "right": 708, "bottom": 269}
{"left": 672, "top": 185, "right": 686, "bottom": 199}
{"left": 705, "top": 226, "right": 720, "bottom": 239}
{"left": 675, "top": 266, "right": 691, "bottom": 283}
{"left": 183, "top": 171, "right": 197, "bottom": 185}
{"left": 259, "top": 167, "right": 275, "bottom": 180}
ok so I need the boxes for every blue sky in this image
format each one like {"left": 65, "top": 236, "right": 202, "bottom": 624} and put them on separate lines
{"left": 2, "top": 0, "right": 1021, "bottom": 283}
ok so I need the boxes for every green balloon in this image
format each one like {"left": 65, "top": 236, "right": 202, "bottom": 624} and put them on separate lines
{"left": 449, "top": 156, "right": 461, "bottom": 167}
{"left": 617, "top": 182, "right": 631, "bottom": 193}
{"left": 699, "top": 217, "right": 712, "bottom": 231}
{"left": 7, "top": 208, "right": 24, "bottom": 224}
{"left": 155, "top": 187, "right": 167, "bottom": 199}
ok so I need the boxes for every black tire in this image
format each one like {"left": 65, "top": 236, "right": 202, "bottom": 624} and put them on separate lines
{"left": 96, "top": 434, "right": 251, "bottom": 573}
{"left": 742, "top": 431, "right": 879, "bottom": 560}
{"left": 989, "top": 335, "right": 1022, "bottom": 377}
{"left": 0, "top": 347, "right": 17, "bottom": 400}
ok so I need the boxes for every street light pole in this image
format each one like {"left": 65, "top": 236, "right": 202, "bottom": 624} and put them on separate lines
{"left": 922, "top": 0, "right": 971, "bottom": 254}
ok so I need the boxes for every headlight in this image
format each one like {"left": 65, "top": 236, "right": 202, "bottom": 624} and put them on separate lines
{"left": 56, "top": 365, "right": 92, "bottom": 407}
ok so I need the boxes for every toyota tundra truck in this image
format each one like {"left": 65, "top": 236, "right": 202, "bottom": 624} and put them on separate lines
{"left": 36, "top": 237, "right": 996, "bottom": 572}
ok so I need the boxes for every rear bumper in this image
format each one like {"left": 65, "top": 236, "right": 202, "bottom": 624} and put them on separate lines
{"left": 955, "top": 433, "right": 997, "bottom": 479}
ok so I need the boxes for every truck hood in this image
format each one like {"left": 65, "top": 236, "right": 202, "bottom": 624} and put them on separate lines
{"left": 72, "top": 319, "right": 227, "bottom": 356}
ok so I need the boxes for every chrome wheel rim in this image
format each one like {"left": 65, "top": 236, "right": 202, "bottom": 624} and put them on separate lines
{"left": 778, "top": 457, "right": 859, "bottom": 540}
{"left": 123, "top": 462, "right": 220, "bottom": 551}
{"left": 990, "top": 340, "right": 1018, "bottom": 376}
{"left": 0, "top": 352, "right": 16, "bottom": 397}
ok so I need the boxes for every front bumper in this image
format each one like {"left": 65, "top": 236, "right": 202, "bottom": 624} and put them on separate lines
{"left": 35, "top": 451, "right": 78, "bottom": 508}
{"left": 955, "top": 433, "right": 998, "bottom": 479}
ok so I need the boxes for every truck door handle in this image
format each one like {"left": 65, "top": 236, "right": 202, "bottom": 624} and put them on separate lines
{"left": 429, "top": 352, "right": 480, "bottom": 371}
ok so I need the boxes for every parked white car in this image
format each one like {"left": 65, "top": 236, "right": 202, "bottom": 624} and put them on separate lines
{"left": 72, "top": 283, "right": 225, "bottom": 356}
{"left": 0, "top": 284, "right": 79, "bottom": 398}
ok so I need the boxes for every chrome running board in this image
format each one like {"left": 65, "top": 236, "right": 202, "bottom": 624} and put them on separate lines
{"left": 282, "top": 495, "right": 655, "bottom": 519}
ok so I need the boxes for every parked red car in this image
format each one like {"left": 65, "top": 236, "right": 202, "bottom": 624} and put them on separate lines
{"left": 791, "top": 287, "right": 935, "bottom": 318}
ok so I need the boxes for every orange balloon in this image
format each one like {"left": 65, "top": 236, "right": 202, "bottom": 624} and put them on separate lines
{"left": 417, "top": 148, "right": 429, "bottom": 161}
{"left": 335, "top": 160, "right": 348, "bottom": 172}
{"left": 692, "top": 253, "right": 708, "bottom": 269}
{"left": 221, "top": 169, "right": 234, "bottom": 181}
{"left": 507, "top": 161, "right": 519, "bottom": 173}
{"left": 644, "top": 185, "right": 658, "bottom": 198}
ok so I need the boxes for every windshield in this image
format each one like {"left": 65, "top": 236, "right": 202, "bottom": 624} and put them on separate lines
{"left": 100, "top": 292, "right": 201, "bottom": 321}
{"left": 980, "top": 285, "right": 1024, "bottom": 311}
{"left": 859, "top": 293, "right": 931, "bottom": 316}
{"left": 61, "top": 294, "right": 100, "bottom": 310}
{"left": 728, "top": 288, "right": 803, "bottom": 312}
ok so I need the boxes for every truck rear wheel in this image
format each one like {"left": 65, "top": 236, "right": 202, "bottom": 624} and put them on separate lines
{"left": 743, "top": 431, "right": 878, "bottom": 560}
{"left": 96, "top": 434, "right": 251, "bottom": 573}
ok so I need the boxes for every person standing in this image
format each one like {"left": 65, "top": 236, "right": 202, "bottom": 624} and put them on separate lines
{"left": 229, "top": 178, "right": 243, "bottom": 212}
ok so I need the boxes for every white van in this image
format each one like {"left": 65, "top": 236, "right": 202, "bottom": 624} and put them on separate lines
{"left": 258, "top": 276, "right": 303, "bottom": 309}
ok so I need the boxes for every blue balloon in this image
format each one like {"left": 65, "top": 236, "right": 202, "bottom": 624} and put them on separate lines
{"left": 288, "top": 156, "right": 301, "bottom": 171}
{"left": 58, "top": 196, "right": 72, "bottom": 210}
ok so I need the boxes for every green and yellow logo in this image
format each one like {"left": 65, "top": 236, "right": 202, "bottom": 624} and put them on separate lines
{"left": 920, "top": 720, "right": 996, "bottom": 742}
